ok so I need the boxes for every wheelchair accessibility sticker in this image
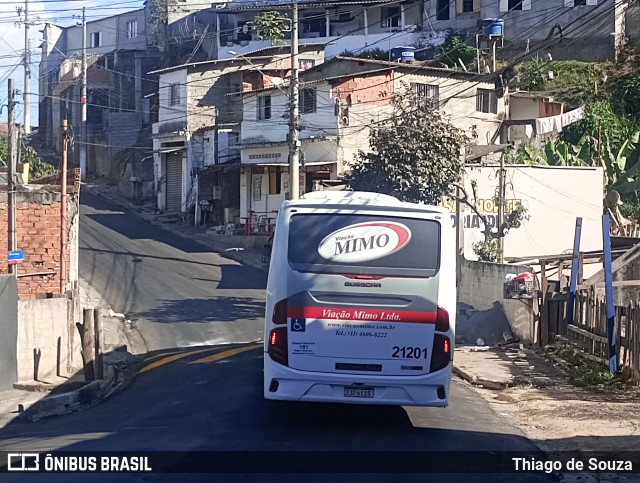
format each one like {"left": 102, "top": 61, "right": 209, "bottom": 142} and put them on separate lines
{"left": 291, "top": 318, "right": 306, "bottom": 332}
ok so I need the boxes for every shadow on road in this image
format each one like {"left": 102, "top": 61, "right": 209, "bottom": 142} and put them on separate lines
{"left": 1, "top": 345, "right": 629, "bottom": 482}
{"left": 137, "top": 297, "right": 265, "bottom": 323}
{"left": 85, "top": 213, "right": 211, "bottom": 255}
{"left": 218, "top": 265, "right": 267, "bottom": 290}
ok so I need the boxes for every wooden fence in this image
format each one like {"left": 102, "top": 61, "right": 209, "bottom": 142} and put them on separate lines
{"left": 548, "top": 284, "right": 640, "bottom": 380}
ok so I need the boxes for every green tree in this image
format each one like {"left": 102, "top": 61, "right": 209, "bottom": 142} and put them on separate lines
{"left": 251, "top": 11, "right": 289, "bottom": 44}
{"left": 611, "top": 75, "right": 640, "bottom": 123}
{"left": 518, "top": 55, "right": 547, "bottom": 92}
{"left": 340, "top": 48, "right": 389, "bottom": 61}
{"left": 437, "top": 33, "right": 477, "bottom": 71}
{"left": 562, "top": 101, "right": 637, "bottom": 157}
{"left": 345, "top": 92, "right": 468, "bottom": 204}
{"left": 456, "top": 180, "right": 530, "bottom": 263}
{"left": 0, "top": 138, "right": 57, "bottom": 182}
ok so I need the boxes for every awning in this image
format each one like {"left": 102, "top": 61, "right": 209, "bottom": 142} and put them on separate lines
{"left": 305, "top": 161, "right": 338, "bottom": 167}
{"left": 200, "top": 161, "right": 242, "bottom": 172}
{"left": 147, "top": 147, "right": 185, "bottom": 154}
{"left": 244, "top": 160, "right": 338, "bottom": 167}
{"left": 465, "top": 144, "right": 509, "bottom": 161}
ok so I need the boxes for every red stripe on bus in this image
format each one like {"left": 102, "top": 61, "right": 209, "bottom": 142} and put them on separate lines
{"left": 287, "top": 306, "right": 437, "bottom": 323}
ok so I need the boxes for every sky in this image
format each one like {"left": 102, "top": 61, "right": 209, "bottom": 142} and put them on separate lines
{"left": 0, "top": 0, "right": 144, "bottom": 126}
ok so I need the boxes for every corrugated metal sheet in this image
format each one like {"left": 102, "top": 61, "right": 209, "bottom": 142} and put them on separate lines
{"left": 217, "top": 0, "right": 400, "bottom": 12}
{"left": 165, "top": 154, "right": 183, "bottom": 212}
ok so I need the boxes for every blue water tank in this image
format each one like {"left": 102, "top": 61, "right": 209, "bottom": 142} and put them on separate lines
{"left": 482, "top": 18, "right": 504, "bottom": 36}
{"left": 391, "top": 46, "right": 416, "bottom": 62}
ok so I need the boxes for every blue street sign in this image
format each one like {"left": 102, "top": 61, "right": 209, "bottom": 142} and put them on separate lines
{"left": 7, "top": 249, "right": 24, "bottom": 265}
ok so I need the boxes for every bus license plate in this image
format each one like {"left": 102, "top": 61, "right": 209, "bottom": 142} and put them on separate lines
{"left": 344, "top": 387, "right": 374, "bottom": 398}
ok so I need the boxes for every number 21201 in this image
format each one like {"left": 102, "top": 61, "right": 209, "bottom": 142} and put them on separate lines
{"left": 392, "top": 346, "right": 428, "bottom": 359}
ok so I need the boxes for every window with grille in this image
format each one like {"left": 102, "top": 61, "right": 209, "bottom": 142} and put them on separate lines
{"left": 381, "top": 7, "right": 400, "bottom": 28}
{"left": 127, "top": 21, "right": 138, "bottom": 38}
{"left": 412, "top": 83, "right": 440, "bottom": 109}
{"left": 299, "top": 59, "right": 315, "bottom": 71}
{"left": 301, "top": 88, "right": 317, "bottom": 114}
{"left": 170, "top": 84, "right": 180, "bottom": 106}
{"left": 269, "top": 167, "right": 282, "bottom": 195}
{"left": 90, "top": 32, "right": 101, "bottom": 48}
{"left": 476, "top": 88, "right": 498, "bottom": 114}
{"left": 462, "top": 0, "right": 474, "bottom": 12}
{"left": 257, "top": 95, "right": 272, "bottom": 120}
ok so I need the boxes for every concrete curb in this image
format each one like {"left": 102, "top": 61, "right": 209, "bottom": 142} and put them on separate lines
{"left": 16, "top": 352, "right": 142, "bottom": 423}
{"left": 452, "top": 365, "right": 508, "bottom": 390}
{"left": 83, "top": 184, "right": 269, "bottom": 274}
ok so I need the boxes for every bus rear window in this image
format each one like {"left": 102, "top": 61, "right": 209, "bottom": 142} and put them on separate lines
{"left": 287, "top": 213, "right": 440, "bottom": 277}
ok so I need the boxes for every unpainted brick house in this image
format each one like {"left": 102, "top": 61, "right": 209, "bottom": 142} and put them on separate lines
{"left": 0, "top": 171, "right": 80, "bottom": 300}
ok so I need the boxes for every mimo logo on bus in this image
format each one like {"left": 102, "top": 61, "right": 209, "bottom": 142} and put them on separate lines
{"left": 317, "top": 222, "right": 412, "bottom": 263}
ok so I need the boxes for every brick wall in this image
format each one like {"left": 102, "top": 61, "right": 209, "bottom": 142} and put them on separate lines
{"left": 0, "top": 186, "right": 79, "bottom": 300}
{"left": 333, "top": 71, "right": 394, "bottom": 105}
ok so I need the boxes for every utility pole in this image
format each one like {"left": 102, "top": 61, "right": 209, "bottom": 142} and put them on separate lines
{"left": 60, "top": 120, "right": 68, "bottom": 294}
{"left": 80, "top": 6, "right": 87, "bottom": 180}
{"left": 497, "top": 152, "right": 506, "bottom": 263}
{"left": 288, "top": 0, "right": 300, "bottom": 200}
{"left": 7, "top": 80, "right": 17, "bottom": 274}
{"left": 23, "top": 0, "right": 30, "bottom": 135}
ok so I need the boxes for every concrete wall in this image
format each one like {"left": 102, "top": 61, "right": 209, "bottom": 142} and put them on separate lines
{"left": 441, "top": 165, "right": 604, "bottom": 260}
{"left": 510, "top": 95, "right": 543, "bottom": 120}
{"left": 425, "top": 0, "right": 621, "bottom": 62}
{"left": 0, "top": 276, "right": 18, "bottom": 390}
{"left": 158, "top": 69, "right": 188, "bottom": 123}
{"left": 64, "top": 9, "right": 146, "bottom": 55}
{"left": 626, "top": 4, "right": 640, "bottom": 41}
{"left": 115, "top": 10, "right": 147, "bottom": 51}
{"left": 0, "top": 186, "right": 80, "bottom": 299}
{"left": 67, "top": 15, "right": 118, "bottom": 56}
{"left": 106, "top": 112, "right": 143, "bottom": 156}
{"left": 17, "top": 298, "right": 81, "bottom": 382}
{"left": 394, "top": 72, "right": 505, "bottom": 144}
{"left": 458, "top": 258, "right": 536, "bottom": 344}
{"left": 118, "top": 156, "right": 155, "bottom": 201}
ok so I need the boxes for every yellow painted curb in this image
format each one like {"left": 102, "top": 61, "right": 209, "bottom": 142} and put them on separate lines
{"left": 138, "top": 347, "right": 217, "bottom": 374}
{"left": 188, "top": 344, "right": 261, "bottom": 364}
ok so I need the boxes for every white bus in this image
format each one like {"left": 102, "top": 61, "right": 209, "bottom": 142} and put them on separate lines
{"left": 263, "top": 191, "right": 455, "bottom": 406}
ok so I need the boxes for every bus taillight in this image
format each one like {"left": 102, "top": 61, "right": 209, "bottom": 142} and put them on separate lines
{"left": 430, "top": 334, "right": 451, "bottom": 372}
{"left": 272, "top": 299, "right": 288, "bottom": 325}
{"left": 435, "top": 306, "right": 449, "bottom": 332}
{"left": 268, "top": 327, "right": 288, "bottom": 366}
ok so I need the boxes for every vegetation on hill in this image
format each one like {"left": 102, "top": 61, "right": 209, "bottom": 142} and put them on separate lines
{"left": 513, "top": 51, "right": 640, "bottom": 222}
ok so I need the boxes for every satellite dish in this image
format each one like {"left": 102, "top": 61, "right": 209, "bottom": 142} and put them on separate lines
{"left": 272, "top": 77, "right": 284, "bottom": 86}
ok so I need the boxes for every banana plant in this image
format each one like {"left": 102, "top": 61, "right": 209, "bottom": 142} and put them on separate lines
{"left": 544, "top": 136, "right": 592, "bottom": 166}
{"left": 600, "top": 131, "right": 640, "bottom": 196}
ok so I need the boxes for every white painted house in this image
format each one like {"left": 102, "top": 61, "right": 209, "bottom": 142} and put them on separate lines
{"left": 150, "top": 44, "right": 327, "bottom": 223}
{"left": 236, "top": 56, "right": 509, "bottom": 220}
{"left": 214, "top": 0, "right": 431, "bottom": 61}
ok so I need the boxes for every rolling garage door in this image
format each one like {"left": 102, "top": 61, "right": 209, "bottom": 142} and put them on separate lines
{"left": 165, "top": 153, "right": 183, "bottom": 212}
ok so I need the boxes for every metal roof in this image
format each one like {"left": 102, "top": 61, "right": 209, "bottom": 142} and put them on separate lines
{"left": 148, "top": 42, "right": 330, "bottom": 75}
{"left": 149, "top": 55, "right": 272, "bottom": 75}
{"left": 215, "top": 0, "right": 406, "bottom": 12}
{"left": 230, "top": 57, "right": 493, "bottom": 96}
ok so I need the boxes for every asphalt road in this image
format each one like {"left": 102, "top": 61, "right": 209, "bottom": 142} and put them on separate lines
{"left": 78, "top": 191, "right": 267, "bottom": 350}
{"left": 0, "top": 345, "right": 554, "bottom": 483}
{"left": 0, "top": 192, "right": 555, "bottom": 482}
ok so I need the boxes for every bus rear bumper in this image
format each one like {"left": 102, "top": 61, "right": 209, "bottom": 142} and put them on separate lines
{"left": 264, "top": 358, "right": 451, "bottom": 407}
